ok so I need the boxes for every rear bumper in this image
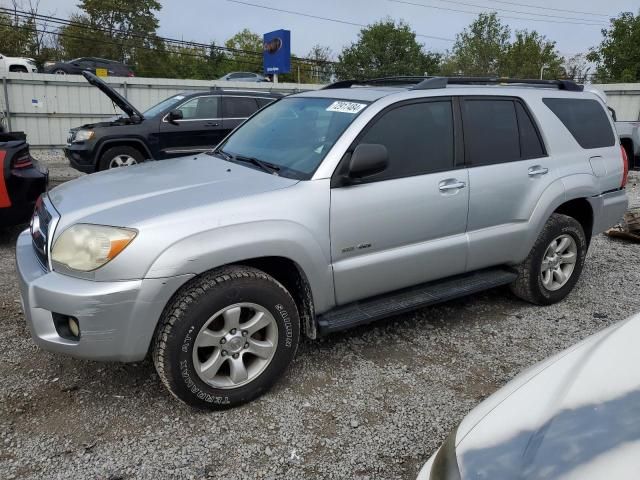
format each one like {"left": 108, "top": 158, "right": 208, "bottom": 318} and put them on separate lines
{"left": 0, "top": 159, "right": 48, "bottom": 226}
{"left": 15, "top": 230, "right": 193, "bottom": 362}
{"left": 64, "top": 145, "right": 96, "bottom": 173}
{"left": 588, "top": 188, "right": 628, "bottom": 235}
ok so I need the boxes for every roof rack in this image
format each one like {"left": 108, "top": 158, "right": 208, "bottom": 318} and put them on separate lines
{"left": 323, "top": 76, "right": 584, "bottom": 92}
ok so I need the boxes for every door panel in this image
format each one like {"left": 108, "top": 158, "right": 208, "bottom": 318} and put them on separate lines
{"left": 331, "top": 172, "right": 469, "bottom": 304}
{"left": 157, "top": 95, "right": 224, "bottom": 157}
{"left": 329, "top": 98, "right": 468, "bottom": 305}
{"left": 462, "top": 97, "right": 558, "bottom": 270}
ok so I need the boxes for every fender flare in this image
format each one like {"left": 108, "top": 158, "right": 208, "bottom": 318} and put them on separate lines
{"left": 96, "top": 138, "right": 153, "bottom": 163}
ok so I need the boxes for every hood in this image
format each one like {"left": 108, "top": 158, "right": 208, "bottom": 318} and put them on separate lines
{"left": 82, "top": 71, "right": 143, "bottom": 120}
{"left": 47, "top": 154, "right": 299, "bottom": 228}
{"left": 455, "top": 314, "right": 640, "bottom": 479}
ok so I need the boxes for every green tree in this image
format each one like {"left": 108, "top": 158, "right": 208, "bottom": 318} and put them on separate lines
{"left": 224, "top": 28, "right": 263, "bottom": 73}
{"left": 501, "top": 30, "right": 563, "bottom": 79}
{"left": 0, "top": 12, "right": 34, "bottom": 57}
{"left": 587, "top": 11, "right": 640, "bottom": 82}
{"left": 336, "top": 19, "right": 442, "bottom": 79}
{"left": 450, "top": 12, "right": 509, "bottom": 76}
{"left": 306, "top": 44, "right": 334, "bottom": 83}
{"left": 59, "top": 0, "right": 162, "bottom": 72}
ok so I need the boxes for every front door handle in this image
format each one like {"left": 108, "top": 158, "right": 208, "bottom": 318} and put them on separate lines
{"left": 528, "top": 166, "right": 549, "bottom": 176}
{"left": 439, "top": 179, "right": 467, "bottom": 192}
{"left": 205, "top": 122, "right": 219, "bottom": 127}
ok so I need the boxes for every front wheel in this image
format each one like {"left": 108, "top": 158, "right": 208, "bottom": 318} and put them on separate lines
{"left": 99, "top": 146, "right": 144, "bottom": 170}
{"left": 510, "top": 213, "right": 587, "bottom": 305}
{"left": 152, "top": 266, "right": 300, "bottom": 409}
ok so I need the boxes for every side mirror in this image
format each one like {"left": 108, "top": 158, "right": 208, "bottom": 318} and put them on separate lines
{"left": 167, "top": 109, "right": 183, "bottom": 123}
{"left": 348, "top": 143, "right": 389, "bottom": 180}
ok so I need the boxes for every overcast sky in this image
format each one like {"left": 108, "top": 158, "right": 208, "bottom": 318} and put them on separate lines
{"left": 11, "top": 0, "right": 640, "bottom": 58}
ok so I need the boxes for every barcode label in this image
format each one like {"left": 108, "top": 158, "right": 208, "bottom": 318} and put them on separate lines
{"left": 326, "top": 101, "right": 367, "bottom": 114}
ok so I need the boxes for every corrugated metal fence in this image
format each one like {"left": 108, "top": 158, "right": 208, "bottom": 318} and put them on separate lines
{"left": 0, "top": 73, "right": 322, "bottom": 148}
{"left": 1, "top": 73, "right": 638, "bottom": 148}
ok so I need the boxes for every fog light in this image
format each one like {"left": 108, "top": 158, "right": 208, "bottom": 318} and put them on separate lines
{"left": 68, "top": 317, "right": 80, "bottom": 337}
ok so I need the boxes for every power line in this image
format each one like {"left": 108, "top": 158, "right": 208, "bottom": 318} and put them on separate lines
{"left": 485, "top": 0, "right": 610, "bottom": 18}
{"left": 428, "top": 0, "right": 607, "bottom": 23}
{"left": 0, "top": 7, "right": 339, "bottom": 66}
{"left": 225, "top": 0, "right": 456, "bottom": 42}
{"left": 389, "top": 0, "right": 607, "bottom": 26}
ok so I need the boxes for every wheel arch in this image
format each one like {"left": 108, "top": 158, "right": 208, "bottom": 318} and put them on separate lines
{"left": 553, "top": 198, "right": 594, "bottom": 246}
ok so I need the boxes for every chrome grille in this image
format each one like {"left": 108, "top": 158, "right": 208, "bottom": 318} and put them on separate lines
{"left": 31, "top": 197, "right": 54, "bottom": 270}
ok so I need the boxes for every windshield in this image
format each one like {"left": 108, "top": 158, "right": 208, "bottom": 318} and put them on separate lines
{"left": 216, "top": 97, "right": 369, "bottom": 179}
{"left": 143, "top": 95, "right": 187, "bottom": 118}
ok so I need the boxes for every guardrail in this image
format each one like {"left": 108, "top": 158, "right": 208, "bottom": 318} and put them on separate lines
{"left": 0, "top": 73, "right": 323, "bottom": 148}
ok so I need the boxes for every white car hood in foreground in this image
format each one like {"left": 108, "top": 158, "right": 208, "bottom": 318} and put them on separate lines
{"left": 452, "top": 313, "right": 640, "bottom": 479}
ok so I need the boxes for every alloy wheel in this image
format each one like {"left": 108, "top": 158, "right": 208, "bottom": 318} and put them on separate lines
{"left": 192, "top": 303, "right": 278, "bottom": 389}
{"left": 540, "top": 234, "right": 577, "bottom": 291}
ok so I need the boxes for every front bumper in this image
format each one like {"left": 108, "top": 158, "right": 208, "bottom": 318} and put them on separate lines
{"left": 587, "top": 188, "right": 629, "bottom": 236}
{"left": 64, "top": 144, "right": 96, "bottom": 173}
{"left": 15, "top": 230, "right": 193, "bottom": 362}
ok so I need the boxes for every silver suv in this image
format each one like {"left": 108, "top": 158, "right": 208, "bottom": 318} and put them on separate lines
{"left": 16, "top": 77, "right": 628, "bottom": 408}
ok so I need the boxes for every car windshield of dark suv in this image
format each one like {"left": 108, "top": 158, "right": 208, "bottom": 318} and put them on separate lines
{"left": 214, "top": 96, "right": 370, "bottom": 179}
{"left": 143, "top": 95, "right": 187, "bottom": 118}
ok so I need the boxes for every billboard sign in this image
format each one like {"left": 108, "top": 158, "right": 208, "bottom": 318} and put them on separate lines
{"left": 263, "top": 29, "right": 291, "bottom": 75}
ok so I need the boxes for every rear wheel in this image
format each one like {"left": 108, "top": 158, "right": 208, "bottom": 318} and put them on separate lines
{"left": 510, "top": 213, "right": 587, "bottom": 305}
{"left": 152, "top": 266, "right": 300, "bottom": 409}
{"left": 52, "top": 68, "right": 67, "bottom": 75}
{"left": 98, "top": 146, "right": 144, "bottom": 170}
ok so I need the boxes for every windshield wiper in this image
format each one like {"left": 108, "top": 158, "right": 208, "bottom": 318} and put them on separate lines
{"left": 232, "top": 154, "right": 280, "bottom": 175}
{"left": 210, "top": 148, "right": 280, "bottom": 175}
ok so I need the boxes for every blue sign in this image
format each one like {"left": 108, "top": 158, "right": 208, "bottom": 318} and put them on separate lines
{"left": 263, "top": 29, "right": 291, "bottom": 75}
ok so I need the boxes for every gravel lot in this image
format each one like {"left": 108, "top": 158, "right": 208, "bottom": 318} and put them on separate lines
{"left": 1, "top": 153, "right": 639, "bottom": 480}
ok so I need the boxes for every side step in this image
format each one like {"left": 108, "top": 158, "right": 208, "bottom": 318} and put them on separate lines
{"left": 317, "top": 267, "right": 517, "bottom": 336}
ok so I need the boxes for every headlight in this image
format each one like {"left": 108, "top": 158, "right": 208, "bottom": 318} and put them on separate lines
{"left": 73, "top": 129, "right": 95, "bottom": 143}
{"left": 51, "top": 224, "right": 137, "bottom": 272}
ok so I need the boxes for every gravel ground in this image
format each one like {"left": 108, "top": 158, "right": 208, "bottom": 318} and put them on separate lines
{"left": 1, "top": 156, "right": 639, "bottom": 480}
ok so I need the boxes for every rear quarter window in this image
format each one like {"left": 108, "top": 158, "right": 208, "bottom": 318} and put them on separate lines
{"left": 542, "top": 98, "right": 615, "bottom": 149}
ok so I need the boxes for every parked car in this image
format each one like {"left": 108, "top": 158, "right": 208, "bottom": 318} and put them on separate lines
{"left": 218, "top": 71, "right": 268, "bottom": 82}
{"left": 44, "top": 57, "right": 134, "bottom": 77}
{"left": 65, "top": 71, "right": 282, "bottom": 172}
{"left": 614, "top": 114, "right": 639, "bottom": 171}
{"left": 0, "top": 53, "right": 38, "bottom": 74}
{"left": 417, "top": 311, "right": 640, "bottom": 480}
{"left": 16, "top": 76, "right": 627, "bottom": 409}
{"left": 0, "top": 134, "right": 48, "bottom": 226}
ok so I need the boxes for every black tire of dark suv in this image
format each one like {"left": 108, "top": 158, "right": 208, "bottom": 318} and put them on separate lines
{"left": 98, "top": 145, "right": 145, "bottom": 170}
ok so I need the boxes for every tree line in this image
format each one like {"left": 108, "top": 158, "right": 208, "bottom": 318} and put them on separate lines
{"left": 0, "top": 0, "right": 638, "bottom": 84}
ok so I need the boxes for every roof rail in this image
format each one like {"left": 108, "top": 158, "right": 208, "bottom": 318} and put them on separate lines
{"left": 323, "top": 76, "right": 584, "bottom": 92}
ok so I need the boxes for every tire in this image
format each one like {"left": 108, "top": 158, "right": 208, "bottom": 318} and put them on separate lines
{"left": 152, "top": 266, "right": 300, "bottom": 409}
{"left": 98, "top": 146, "right": 144, "bottom": 170}
{"left": 9, "top": 66, "right": 28, "bottom": 73}
{"left": 52, "top": 68, "right": 67, "bottom": 75}
{"left": 510, "top": 213, "right": 587, "bottom": 305}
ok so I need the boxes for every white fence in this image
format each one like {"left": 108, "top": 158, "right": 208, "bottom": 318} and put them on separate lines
{"left": 1, "top": 73, "right": 638, "bottom": 148}
{"left": 595, "top": 83, "right": 640, "bottom": 122}
{"left": 0, "top": 73, "right": 322, "bottom": 148}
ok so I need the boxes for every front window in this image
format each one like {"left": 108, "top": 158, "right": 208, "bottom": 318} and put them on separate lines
{"left": 216, "top": 97, "right": 370, "bottom": 179}
{"left": 143, "top": 95, "right": 187, "bottom": 118}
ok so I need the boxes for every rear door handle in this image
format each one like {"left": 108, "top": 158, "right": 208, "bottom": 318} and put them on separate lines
{"left": 439, "top": 179, "right": 466, "bottom": 192}
{"left": 205, "top": 122, "right": 219, "bottom": 127}
{"left": 528, "top": 166, "right": 549, "bottom": 176}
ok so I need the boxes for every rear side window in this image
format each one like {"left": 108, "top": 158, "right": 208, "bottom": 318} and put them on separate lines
{"left": 516, "top": 102, "right": 545, "bottom": 159}
{"left": 356, "top": 100, "right": 454, "bottom": 181}
{"left": 223, "top": 97, "right": 259, "bottom": 118}
{"left": 543, "top": 98, "right": 615, "bottom": 149}
{"left": 463, "top": 99, "right": 520, "bottom": 166}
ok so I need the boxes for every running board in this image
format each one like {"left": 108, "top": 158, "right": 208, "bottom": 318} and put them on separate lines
{"left": 317, "top": 267, "right": 517, "bottom": 335}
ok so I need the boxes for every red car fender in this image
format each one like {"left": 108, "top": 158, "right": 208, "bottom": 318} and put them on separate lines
{"left": 0, "top": 150, "right": 11, "bottom": 208}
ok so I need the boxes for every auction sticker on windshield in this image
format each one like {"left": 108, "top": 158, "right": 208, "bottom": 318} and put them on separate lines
{"left": 326, "top": 101, "right": 367, "bottom": 114}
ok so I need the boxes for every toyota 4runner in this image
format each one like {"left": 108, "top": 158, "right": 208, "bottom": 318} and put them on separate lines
{"left": 16, "top": 76, "right": 628, "bottom": 409}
